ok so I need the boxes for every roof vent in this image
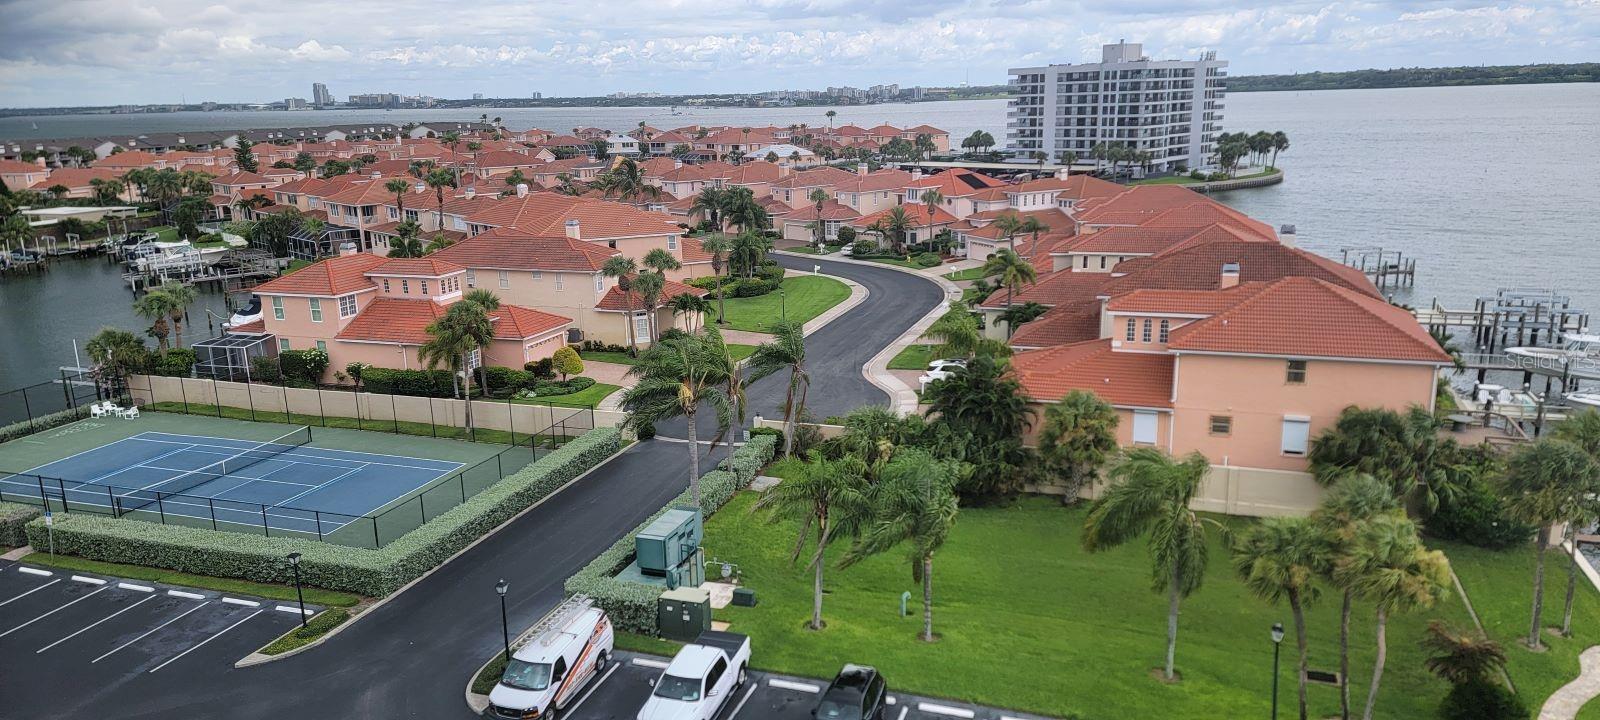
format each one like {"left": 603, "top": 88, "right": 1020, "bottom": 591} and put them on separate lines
{"left": 565, "top": 218, "right": 581, "bottom": 240}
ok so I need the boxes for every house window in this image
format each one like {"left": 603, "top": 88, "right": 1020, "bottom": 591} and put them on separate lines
{"left": 309, "top": 298, "right": 323, "bottom": 322}
{"left": 1281, "top": 417, "right": 1311, "bottom": 455}
{"left": 1100, "top": 256, "right": 1108, "bottom": 269}
{"left": 1141, "top": 319, "right": 1152, "bottom": 343}
{"left": 1209, "top": 415, "right": 1232, "bottom": 436}
{"left": 531, "top": 271, "right": 543, "bottom": 281}
{"left": 271, "top": 296, "right": 285, "bottom": 320}
{"left": 633, "top": 314, "right": 650, "bottom": 339}
{"left": 498, "top": 270, "right": 509, "bottom": 289}
{"left": 1081, "top": 256, "right": 1089, "bottom": 269}
{"left": 1286, "top": 360, "right": 1308, "bottom": 384}
{"left": 278, "top": 338, "right": 290, "bottom": 352}
{"left": 1158, "top": 320, "right": 1170, "bottom": 343}
{"left": 338, "top": 295, "right": 357, "bottom": 317}
{"left": 421, "top": 280, "right": 429, "bottom": 295}
{"left": 383, "top": 279, "right": 391, "bottom": 292}
{"left": 401, "top": 279, "right": 410, "bottom": 293}
{"left": 465, "top": 270, "right": 475, "bottom": 288}
{"left": 1125, "top": 319, "right": 1136, "bottom": 342}
{"left": 315, "top": 340, "right": 327, "bottom": 352}
{"left": 667, "top": 235, "right": 678, "bottom": 250}
{"left": 387, "top": 207, "right": 398, "bottom": 220}
{"left": 1132, "top": 410, "right": 1158, "bottom": 445}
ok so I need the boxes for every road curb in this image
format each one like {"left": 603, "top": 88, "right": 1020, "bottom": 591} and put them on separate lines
{"left": 776, "top": 250, "right": 959, "bottom": 415}
{"left": 231, "top": 441, "right": 636, "bottom": 669}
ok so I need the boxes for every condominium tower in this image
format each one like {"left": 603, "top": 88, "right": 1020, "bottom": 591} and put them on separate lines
{"left": 1006, "top": 42, "right": 1226, "bottom": 172}
{"left": 312, "top": 82, "right": 332, "bottom": 107}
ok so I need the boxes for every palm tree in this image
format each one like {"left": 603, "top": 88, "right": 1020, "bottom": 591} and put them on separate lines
{"left": 385, "top": 178, "right": 412, "bottom": 220}
{"left": 85, "top": 327, "right": 147, "bottom": 397}
{"left": 808, "top": 188, "right": 831, "bottom": 248}
{"left": 133, "top": 290, "right": 179, "bottom": 353}
{"left": 620, "top": 328, "right": 736, "bottom": 508}
{"left": 602, "top": 158, "right": 662, "bottom": 205}
{"left": 667, "top": 292, "right": 708, "bottom": 333}
{"left": 1037, "top": 390, "right": 1120, "bottom": 503}
{"left": 691, "top": 187, "right": 727, "bottom": 231}
{"left": 729, "top": 232, "right": 771, "bottom": 278}
{"left": 1555, "top": 409, "right": 1600, "bottom": 635}
{"left": 1232, "top": 517, "right": 1332, "bottom": 720}
{"left": 633, "top": 271, "right": 666, "bottom": 344}
{"left": 920, "top": 301, "right": 982, "bottom": 359}
{"left": 418, "top": 301, "right": 495, "bottom": 434}
{"left": 1017, "top": 216, "right": 1049, "bottom": 255}
{"left": 753, "top": 453, "right": 869, "bottom": 630}
{"left": 720, "top": 187, "right": 769, "bottom": 234}
{"left": 601, "top": 256, "right": 641, "bottom": 354}
{"left": 1309, "top": 405, "right": 1471, "bottom": 514}
{"left": 1271, "top": 132, "right": 1290, "bottom": 169}
{"left": 825, "top": 110, "right": 837, "bottom": 129}
{"left": 387, "top": 221, "right": 425, "bottom": 258}
{"left": 1499, "top": 438, "right": 1600, "bottom": 648}
{"left": 919, "top": 189, "right": 943, "bottom": 252}
{"left": 424, "top": 168, "right": 456, "bottom": 232}
{"left": 157, "top": 281, "right": 197, "bottom": 349}
{"left": 746, "top": 320, "right": 809, "bottom": 457}
{"left": 1335, "top": 514, "right": 1450, "bottom": 720}
{"left": 990, "top": 212, "right": 1025, "bottom": 255}
{"left": 1082, "top": 448, "right": 1218, "bottom": 680}
{"left": 981, "top": 249, "right": 1037, "bottom": 323}
{"left": 699, "top": 234, "right": 732, "bottom": 324}
{"left": 1312, "top": 474, "right": 1402, "bottom": 720}
{"left": 1421, "top": 621, "right": 1508, "bottom": 686}
{"left": 841, "top": 448, "right": 962, "bottom": 642}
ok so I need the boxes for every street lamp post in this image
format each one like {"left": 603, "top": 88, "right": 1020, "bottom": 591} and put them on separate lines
{"left": 779, "top": 288, "right": 787, "bottom": 320}
{"left": 1270, "top": 622, "right": 1285, "bottom": 720}
{"left": 286, "top": 552, "right": 306, "bottom": 629}
{"left": 495, "top": 578, "right": 510, "bottom": 662}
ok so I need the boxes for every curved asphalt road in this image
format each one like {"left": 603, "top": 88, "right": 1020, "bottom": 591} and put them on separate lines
{"left": 20, "top": 255, "right": 941, "bottom": 720}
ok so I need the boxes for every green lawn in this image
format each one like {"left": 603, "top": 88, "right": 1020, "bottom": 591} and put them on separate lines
{"left": 888, "top": 344, "right": 936, "bottom": 370}
{"left": 145, "top": 225, "right": 178, "bottom": 242}
{"left": 1135, "top": 168, "right": 1280, "bottom": 186}
{"left": 584, "top": 344, "right": 755, "bottom": 366}
{"left": 22, "top": 552, "right": 363, "bottom": 606}
{"left": 708, "top": 276, "right": 851, "bottom": 333}
{"left": 942, "top": 267, "right": 987, "bottom": 282}
{"left": 700, "top": 482, "right": 1482, "bottom": 719}
{"left": 858, "top": 256, "right": 922, "bottom": 269}
{"left": 511, "top": 382, "right": 620, "bottom": 409}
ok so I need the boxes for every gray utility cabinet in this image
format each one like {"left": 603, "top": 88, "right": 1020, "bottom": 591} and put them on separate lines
{"left": 636, "top": 507, "right": 702, "bottom": 587}
{"left": 658, "top": 587, "right": 712, "bottom": 641}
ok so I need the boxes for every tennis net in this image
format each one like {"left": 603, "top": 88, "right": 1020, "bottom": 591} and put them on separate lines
{"left": 117, "top": 426, "right": 312, "bottom": 512}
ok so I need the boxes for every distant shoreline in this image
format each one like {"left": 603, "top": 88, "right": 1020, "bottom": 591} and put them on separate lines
{"left": 1227, "top": 63, "right": 1599, "bottom": 93}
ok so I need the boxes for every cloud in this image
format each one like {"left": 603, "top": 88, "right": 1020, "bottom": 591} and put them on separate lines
{"left": 0, "top": 0, "right": 1595, "bottom": 106}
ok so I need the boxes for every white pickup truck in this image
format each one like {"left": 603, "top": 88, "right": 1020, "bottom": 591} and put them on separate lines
{"left": 636, "top": 631, "right": 751, "bottom": 720}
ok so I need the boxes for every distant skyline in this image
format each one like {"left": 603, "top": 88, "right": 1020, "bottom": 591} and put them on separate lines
{"left": 2, "top": 0, "right": 1596, "bottom": 108}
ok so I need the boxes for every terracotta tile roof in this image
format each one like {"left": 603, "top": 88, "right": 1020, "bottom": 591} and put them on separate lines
{"left": 1006, "top": 307, "right": 1104, "bottom": 348}
{"left": 366, "top": 257, "right": 465, "bottom": 277}
{"left": 770, "top": 166, "right": 857, "bottom": 190}
{"left": 427, "top": 227, "right": 619, "bottom": 271}
{"left": 1105, "top": 239, "right": 1378, "bottom": 298}
{"left": 322, "top": 180, "right": 399, "bottom": 206}
{"left": 1137, "top": 201, "right": 1276, "bottom": 240}
{"left": 93, "top": 151, "right": 162, "bottom": 168}
{"left": 1166, "top": 277, "right": 1451, "bottom": 362}
{"left": 0, "top": 159, "right": 46, "bottom": 173}
{"left": 1011, "top": 339, "right": 1175, "bottom": 407}
{"left": 852, "top": 203, "right": 958, "bottom": 228}
{"left": 595, "top": 278, "right": 705, "bottom": 311}
{"left": 212, "top": 171, "right": 271, "bottom": 186}
{"left": 980, "top": 267, "right": 1113, "bottom": 309}
{"left": 1062, "top": 223, "right": 1259, "bottom": 256}
{"left": 31, "top": 167, "right": 123, "bottom": 190}
{"left": 254, "top": 252, "right": 388, "bottom": 296}
{"left": 1073, "top": 185, "right": 1219, "bottom": 226}
{"left": 781, "top": 200, "right": 860, "bottom": 222}
{"left": 473, "top": 150, "right": 546, "bottom": 170}
{"left": 466, "top": 194, "right": 681, "bottom": 238}
{"left": 906, "top": 168, "right": 1006, "bottom": 195}
{"left": 723, "top": 161, "right": 783, "bottom": 185}
{"left": 904, "top": 124, "right": 948, "bottom": 135}
{"left": 637, "top": 157, "right": 679, "bottom": 176}
{"left": 1015, "top": 174, "right": 1125, "bottom": 200}
{"left": 489, "top": 305, "right": 572, "bottom": 340}
{"left": 335, "top": 297, "right": 444, "bottom": 344}
{"left": 835, "top": 168, "right": 914, "bottom": 194}
{"left": 1105, "top": 282, "right": 1271, "bottom": 315}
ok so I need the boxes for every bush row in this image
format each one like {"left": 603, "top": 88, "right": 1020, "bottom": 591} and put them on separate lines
{"left": 25, "top": 428, "right": 622, "bottom": 597}
{"left": 564, "top": 433, "right": 777, "bottom": 634}
{"left": 0, "top": 502, "right": 41, "bottom": 547}
{"left": 0, "top": 404, "right": 99, "bottom": 444}
{"left": 360, "top": 368, "right": 467, "bottom": 398}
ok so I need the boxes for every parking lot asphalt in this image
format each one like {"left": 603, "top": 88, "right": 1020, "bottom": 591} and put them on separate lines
{"left": 0, "top": 559, "right": 313, "bottom": 717}
{"left": 543, "top": 651, "right": 1054, "bottom": 720}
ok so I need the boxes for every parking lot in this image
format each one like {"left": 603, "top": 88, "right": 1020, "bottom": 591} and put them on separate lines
{"left": 536, "top": 650, "right": 1052, "bottom": 720}
{"left": 0, "top": 559, "right": 313, "bottom": 713}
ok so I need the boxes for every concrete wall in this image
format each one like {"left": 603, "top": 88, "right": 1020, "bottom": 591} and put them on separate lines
{"left": 1026, "top": 464, "right": 1323, "bottom": 518}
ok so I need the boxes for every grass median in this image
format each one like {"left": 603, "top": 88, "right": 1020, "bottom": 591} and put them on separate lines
{"left": 887, "top": 345, "right": 935, "bottom": 370}
{"left": 260, "top": 607, "right": 352, "bottom": 655}
{"left": 707, "top": 275, "right": 851, "bottom": 333}
{"left": 22, "top": 552, "right": 363, "bottom": 606}
{"left": 584, "top": 344, "right": 755, "bottom": 367}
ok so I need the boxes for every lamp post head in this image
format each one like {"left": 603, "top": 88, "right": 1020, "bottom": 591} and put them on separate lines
{"left": 1271, "top": 622, "right": 1285, "bottom": 644}
{"left": 286, "top": 552, "right": 301, "bottom": 566}
{"left": 495, "top": 578, "right": 508, "bottom": 597}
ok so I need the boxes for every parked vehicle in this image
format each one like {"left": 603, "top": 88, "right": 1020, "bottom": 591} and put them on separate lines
{"left": 814, "top": 664, "right": 889, "bottom": 720}
{"left": 489, "top": 595, "right": 614, "bottom": 720}
{"left": 918, "top": 358, "right": 967, "bottom": 389}
{"left": 636, "top": 631, "right": 750, "bottom": 720}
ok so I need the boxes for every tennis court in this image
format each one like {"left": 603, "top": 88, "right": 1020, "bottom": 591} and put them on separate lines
{"left": 0, "top": 428, "right": 463, "bottom": 539}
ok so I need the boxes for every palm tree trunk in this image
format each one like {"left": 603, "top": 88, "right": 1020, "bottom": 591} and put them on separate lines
{"left": 624, "top": 292, "right": 638, "bottom": 353}
{"left": 1530, "top": 526, "right": 1549, "bottom": 648}
{"left": 685, "top": 407, "right": 701, "bottom": 510}
{"left": 921, "top": 554, "right": 934, "bottom": 642}
{"left": 811, "top": 518, "right": 826, "bottom": 630}
{"left": 715, "top": 274, "right": 726, "bottom": 325}
{"left": 461, "top": 352, "right": 475, "bottom": 433}
{"left": 1165, "top": 563, "right": 1180, "bottom": 680}
{"left": 1290, "top": 592, "right": 1310, "bottom": 720}
{"left": 1361, "top": 608, "right": 1388, "bottom": 720}
{"left": 1339, "top": 589, "right": 1353, "bottom": 720}
{"left": 1563, "top": 524, "right": 1579, "bottom": 636}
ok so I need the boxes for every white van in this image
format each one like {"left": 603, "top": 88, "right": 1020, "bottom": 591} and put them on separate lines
{"left": 488, "top": 595, "right": 615, "bottom": 720}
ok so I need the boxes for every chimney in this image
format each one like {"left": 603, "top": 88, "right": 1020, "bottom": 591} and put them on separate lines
{"left": 565, "top": 218, "right": 581, "bottom": 240}
{"left": 673, "top": 158, "right": 683, "bottom": 169}
{"left": 1056, "top": 167, "right": 1071, "bottom": 180}
{"left": 370, "top": 171, "right": 381, "bottom": 179}
{"left": 339, "top": 242, "right": 359, "bottom": 257}
{"left": 516, "top": 183, "right": 529, "bottom": 197}
{"left": 1220, "top": 262, "right": 1241, "bottom": 289}
{"left": 857, "top": 163, "right": 867, "bottom": 177}
{"left": 911, "top": 168, "right": 923, "bottom": 181}
{"left": 1278, "top": 224, "right": 1297, "bottom": 247}
{"left": 464, "top": 186, "right": 475, "bottom": 199}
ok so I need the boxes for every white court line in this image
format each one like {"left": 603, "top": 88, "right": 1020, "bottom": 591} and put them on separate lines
{"left": 726, "top": 684, "right": 758, "bottom": 718}
{"left": 92, "top": 602, "right": 209, "bottom": 663}
{"left": 137, "top": 464, "right": 318, "bottom": 489}
{"left": 167, "top": 590, "right": 205, "bottom": 600}
{"left": 220, "top": 598, "right": 260, "bottom": 607}
{"left": 148, "top": 609, "right": 263, "bottom": 673}
{"left": 0, "top": 579, "right": 60, "bottom": 607}
{"left": 916, "top": 702, "right": 976, "bottom": 719}
{"left": 631, "top": 657, "right": 670, "bottom": 669}
{"left": 37, "top": 595, "right": 157, "bottom": 653}
{"left": 152, "top": 448, "right": 370, "bottom": 475}
{"left": 271, "top": 462, "right": 368, "bottom": 507}
{"left": 67, "top": 444, "right": 198, "bottom": 492}
{"left": 18, "top": 566, "right": 52, "bottom": 577}
{"left": 767, "top": 678, "right": 821, "bottom": 693}
{"left": 132, "top": 434, "right": 463, "bottom": 472}
{"left": 71, "top": 575, "right": 107, "bottom": 585}
{"left": 564, "top": 662, "right": 620, "bottom": 716}
{"left": 8, "top": 435, "right": 151, "bottom": 479}
{"left": 118, "top": 583, "right": 154, "bottom": 592}
{"left": 0, "top": 586, "right": 108, "bottom": 638}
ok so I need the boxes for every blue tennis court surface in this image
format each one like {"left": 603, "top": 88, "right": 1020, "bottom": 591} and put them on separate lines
{"left": 0, "top": 430, "right": 463, "bottom": 537}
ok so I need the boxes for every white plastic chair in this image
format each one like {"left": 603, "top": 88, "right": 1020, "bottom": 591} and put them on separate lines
{"left": 123, "top": 406, "right": 140, "bottom": 419}
{"left": 90, "top": 403, "right": 110, "bottom": 418}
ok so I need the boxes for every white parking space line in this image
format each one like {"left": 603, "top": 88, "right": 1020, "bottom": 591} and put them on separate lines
{"left": 118, "top": 583, "right": 154, "bottom": 592}
{"left": 631, "top": 657, "right": 670, "bottom": 669}
{"left": 0, "top": 586, "right": 109, "bottom": 638}
{"left": 767, "top": 678, "right": 822, "bottom": 693}
{"left": 274, "top": 605, "right": 312, "bottom": 615}
{"left": 726, "top": 684, "right": 758, "bottom": 718}
{"left": 92, "top": 602, "right": 210, "bottom": 664}
{"left": 148, "top": 609, "right": 263, "bottom": 673}
{"left": 167, "top": 590, "right": 205, "bottom": 600}
{"left": 0, "top": 579, "right": 61, "bottom": 607}
{"left": 894, "top": 707, "right": 907, "bottom": 720}
{"left": 71, "top": 575, "right": 107, "bottom": 585}
{"left": 887, "top": 696, "right": 897, "bottom": 705}
{"left": 221, "top": 598, "right": 260, "bottom": 607}
{"left": 565, "top": 662, "right": 620, "bottom": 716}
{"left": 916, "top": 702, "right": 976, "bottom": 719}
{"left": 18, "top": 567, "right": 52, "bottom": 577}
{"left": 37, "top": 595, "right": 157, "bottom": 653}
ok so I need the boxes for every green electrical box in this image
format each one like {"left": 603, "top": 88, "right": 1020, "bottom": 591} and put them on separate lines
{"left": 658, "top": 587, "right": 712, "bottom": 641}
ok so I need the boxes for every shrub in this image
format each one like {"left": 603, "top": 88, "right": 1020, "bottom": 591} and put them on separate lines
{"left": 658, "top": 327, "right": 689, "bottom": 343}
{"left": 0, "top": 404, "right": 98, "bottom": 444}
{"left": 360, "top": 368, "right": 457, "bottom": 398}
{"left": 251, "top": 356, "right": 282, "bottom": 383}
{"left": 25, "top": 428, "right": 620, "bottom": 597}
{"left": 1438, "top": 679, "right": 1529, "bottom": 720}
{"left": 481, "top": 366, "right": 532, "bottom": 395}
{"left": 525, "top": 357, "right": 555, "bottom": 379}
{"left": 913, "top": 252, "right": 942, "bottom": 268}
{"left": 0, "top": 502, "right": 41, "bottom": 547}
{"left": 754, "top": 262, "right": 785, "bottom": 283}
{"left": 634, "top": 421, "right": 656, "bottom": 440}
{"left": 579, "top": 340, "right": 631, "bottom": 355}
{"left": 345, "top": 362, "right": 371, "bottom": 387}
{"left": 836, "top": 226, "right": 856, "bottom": 244}
{"left": 153, "top": 348, "right": 198, "bottom": 377}
{"left": 564, "top": 434, "right": 776, "bottom": 633}
{"left": 850, "top": 239, "right": 877, "bottom": 256}
{"left": 279, "top": 348, "right": 330, "bottom": 384}
{"left": 1426, "top": 476, "right": 1533, "bottom": 550}
{"left": 526, "top": 377, "right": 596, "bottom": 397}
{"left": 731, "top": 278, "right": 779, "bottom": 298}
{"left": 552, "top": 346, "right": 584, "bottom": 380}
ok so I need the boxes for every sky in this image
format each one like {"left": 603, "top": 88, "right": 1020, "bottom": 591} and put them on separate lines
{"left": 1, "top": 0, "right": 1596, "bottom": 107}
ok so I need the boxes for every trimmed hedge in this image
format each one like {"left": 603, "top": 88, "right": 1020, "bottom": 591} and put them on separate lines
{"left": 0, "top": 403, "right": 105, "bottom": 444}
{"left": 0, "top": 502, "right": 41, "bottom": 547}
{"left": 564, "top": 434, "right": 777, "bottom": 634}
{"left": 24, "top": 428, "right": 621, "bottom": 597}
{"left": 360, "top": 367, "right": 460, "bottom": 398}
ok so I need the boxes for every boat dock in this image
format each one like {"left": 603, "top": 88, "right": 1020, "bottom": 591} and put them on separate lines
{"left": 1415, "top": 288, "right": 1589, "bottom": 352}
{"left": 121, "top": 248, "right": 278, "bottom": 293}
{"left": 1339, "top": 246, "right": 1416, "bottom": 289}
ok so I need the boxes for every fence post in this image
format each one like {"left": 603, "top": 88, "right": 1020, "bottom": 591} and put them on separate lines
{"left": 212, "top": 377, "right": 224, "bottom": 417}
{"left": 372, "top": 518, "right": 380, "bottom": 548}
{"left": 20, "top": 387, "right": 34, "bottom": 433}
{"left": 208, "top": 498, "right": 218, "bottom": 530}
{"left": 106, "top": 485, "right": 117, "bottom": 516}
{"left": 497, "top": 453, "right": 503, "bottom": 477}
{"left": 35, "top": 475, "right": 48, "bottom": 512}
{"left": 178, "top": 376, "right": 190, "bottom": 415}
{"left": 428, "top": 397, "right": 438, "bottom": 438}
{"left": 247, "top": 380, "right": 257, "bottom": 423}
{"left": 316, "top": 388, "right": 326, "bottom": 427}
{"left": 315, "top": 512, "right": 323, "bottom": 541}
{"left": 390, "top": 392, "right": 399, "bottom": 435}
{"left": 156, "top": 493, "right": 167, "bottom": 524}
{"left": 506, "top": 397, "right": 515, "bottom": 446}
{"left": 55, "top": 477, "right": 68, "bottom": 513}
{"left": 354, "top": 388, "right": 363, "bottom": 432}
{"left": 281, "top": 381, "right": 289, "bottom": 424}
{"left": 419, "top": 495, "right": 427, "bottom": 523}
{"left": 458, "top": 474, "right": 466, "bottom": 502}
{"left": 261, "top": 507, "right": 270, "bottom": 536}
